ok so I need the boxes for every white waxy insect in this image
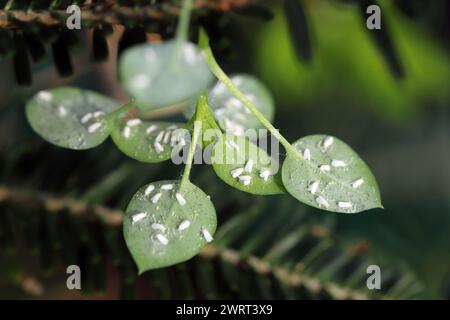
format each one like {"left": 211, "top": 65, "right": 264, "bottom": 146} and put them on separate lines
{"left": 307, "top": 181, "right": 319, "bottom": 194}
{"left": 154, "top": 141, "right": 164, "bottom": 154}
{"left": 244, "top": 159, "right": 254, "bottom": 173}
{"left": 315, "top": 196, "right": 329, "bottom": 207}
{"left": 151, "top": 223, "right": 165, "bottom": 231}
{"left": 161, "top": 184, "right": 174, "bottom": 190}
{"left": 88, "top": 122, "right": 102, "bottom": 133}
{"left": 338, "top": 201, "right": 353, "bottom": 208}
{"left": 321, "top": 136, "right": 334, "bottom": 150}
{"left": 155, "top": 131, "right": 164, "bottom": 142}
{"left": 93, "top": 111, "right": 105, "bottom": 118}
{"left": 163, "top": 131, "right": 171, "bottom": 144}
{"left": 126, "top": 118, "right": 142, "bottom": 127}
{"left": 81, "top": 112, "right": 93, "bottom": 124}
{"left": 238, "top": 175, "right": 252, "bottom": 186}
{"left": 319, "top": 164, "right": 331, "bottom": 172}
{"left": 144, "top": 185, "right": 155, "bottom": 196}
{"left": 175, "top": 193, "right": 186, "bottom": 206}
{"left": 37, "top": 91, "right": 52, "bottom": 101}
{"left": 259, "top": 168, "right": 270, "bottom": 181}
{"left": 146, "top": 125, "right": 157, "bottom": 135}
{"left": 303, "top": 148, "right": 311, "bottom": 160}
{"left": 331, "top": 160, "right": 346, "bottom": 167}
{"left": 151, "top": 192, "right": 162, "bottom": 204}
{"left": 230, "top": 167, "right": 244, "bottom": 178}
{"left": 201, "top": 228, "right": 214, "bottom": 243}
{"left": 156, "top": 234, "right": 169, "bottom": 245}
{"left": 58, "top": 105, "right": 67, "bottom": 117}
{"left": 122, "top": 126, "right": 131, "bottom": 139}
{"left": 351, "top": 178, "right": 364, "bottom": 188}
{"left": 178, "top": 220, "right": 191, "bottom": 231}
{"left": 132, "top": 212, "right": 147, "bottom": 223}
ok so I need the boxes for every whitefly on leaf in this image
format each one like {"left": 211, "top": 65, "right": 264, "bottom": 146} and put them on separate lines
{"left": 119, "top": 40, "right": 214, "bottom": 111}
{"left": 110, "top": 115, "right": 189, "bottom": 163}
{"left": 25, "top": 87, "right": 120, "bottom": 150}
{"left": 184, "top": 74, "right": 274, "bottom": 135}
{"left": 211, "top": 134, "right": 285, "bottom": 195}
{"left": 124, "top": 180, "right": 217, "bottom": 272}
{"left": 282, "top": 135, "right": 382, "bottom": 213}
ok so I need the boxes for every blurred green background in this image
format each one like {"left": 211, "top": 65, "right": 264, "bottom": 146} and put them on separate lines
{"left": 0, "top": 0, "right": 449, "bottom": 299}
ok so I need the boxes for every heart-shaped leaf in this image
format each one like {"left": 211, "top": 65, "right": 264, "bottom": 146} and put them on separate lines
{"left": 185, "top": 74, "right": 274, "bottom": 135}
{"left": 111, "top": 115, "right": 188, "bottom": 163}
{"left": 26, "top": 87, "right": 120, "bottom": 150}
{"left": 119, "top": 40, "right": 214, "bottom": 111}
{"left": 124, "top": 180, "right": 217, "bottom": 272}
{"left": 282, "top": 135, "right": 382, "bottom": 213}
{"left": 211, "top": 134, "right": 285, "bottom": 195}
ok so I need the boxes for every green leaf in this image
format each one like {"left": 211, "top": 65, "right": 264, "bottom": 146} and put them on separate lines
{"left": 110, "top": 115, "right": 188, "bottom": 163}
{"left": 282, "top": 135, "right": 382, "bottom": 213}
{"left": 25, "top": 87, "right": 119, "bottom": 150}
{"left": 185, "top": 74, "right": 274, "bottom": 135}
{"left": 119, "top": 40, "right": 214, "bottom": 111}
{"left": 211, "top": 134, "right": 285, "bottom": 195}
{"left": 124, "top": 180, "right": 217, "bottom": 272}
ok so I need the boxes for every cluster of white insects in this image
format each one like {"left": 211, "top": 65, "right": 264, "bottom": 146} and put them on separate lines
{"left": 130, "top": 183, "right": 214, "bottom": 246}
{"left": 120, "top": 119, "right": 186, "bottom": 155}
{"left": 298, "top": 136, "right": 365, "bottom": 210}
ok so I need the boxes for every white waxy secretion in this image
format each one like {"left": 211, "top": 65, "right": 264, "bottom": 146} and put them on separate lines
{"left": 126, "top": 118, "right": 142, "bottom": 127}
{"left": 201, "top": 228, "right": 214, "bottom": 243}
{"left": 331, "top": 160, "right": 346, "bottom": 167}
{"left": 307, "top": 181, "right": 319, "bottom": 194}
{"left": 37, "top": 91, "right": 52, "bottom": 102}
{"left": 244, "top": 159, "right": 254, "bottom": 173}
{"left": 154, "top": 141, "right": 164, "bottom": 154}
{"left": 132, "top": 212, "right": 147, "bottom": 223}
{"left": 338, "top": 201, "right": 353, "bottom": 208}
{"left": 259, "top": 168, "right": 270, "bottom": 181}
{"left": 93, "top": 111, "right": 105, "bottom": 118}
{"left": 122, "top": 126, "right": 131, "bottom": 139}
{"left": 178, "top": 220, "right": 191, "bottom": 231}
{"left": 156, "top": 234, "right": 169, "bottom": 245}
{"left": 230, "top": 167, "right": 244, "bottom": 178}
{"left": 151, "top": 192, "right": 162, "bottom": 204}
{"left": 303, "top": 148, "right": 311, "bottom": 160}
{"left": 88, "top": 122, "right": 102, "bottom": 133}
{"left": 175, "top": 193, "right": 186, "bottom": 206}
{"left": 81, "top": 112, "right": 93, "bottom": 124}
{"left": 144, "top": 185, "right": 155, "bottom": 196}
{"left": 319, "top": 164, "right": 331, "bottom": 172}
{"left": 151, "top": 223, "right": 165, "bottom": 231}
{"left": 155, "top": 131, "right": 164, "bottom": 142}
{"left": 238, "top": 175, "right": 252, "bottom": 186}
{"left": 58, "top": 105, "right": 67, "bottom": 117}
{"left": 321, "top": 136, "right": 334, "bottom": 150}
{"left": 351, "top": 178, "right": 364, "bottom": 188}
{"left": 315, "top": 196, "right": 329, "bottom": 207}
{"left": 146, "top": 125, "right": 157, "bottom": 135}
{"left": 161, "top": 184, "right": 174, "bottom": 190}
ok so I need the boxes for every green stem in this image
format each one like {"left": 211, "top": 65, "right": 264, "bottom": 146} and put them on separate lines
{"left": 202, "top": 44, "right": 297, "bottom": 155}
{"left": 107, "top": 100, "right": 137, "bottom": 120}
{"left": 180, "top": 100, "right": 202, "bottom": 187}
{"left": 175, "top": 0, "right": 194, "bottom": 46}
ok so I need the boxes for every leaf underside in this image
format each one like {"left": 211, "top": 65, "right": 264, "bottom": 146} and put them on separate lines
{"left": 212, "top": 134, "right": 285, "bottom": 195}
{"left": 124, "top": 180, "right": 217, "bottom": 272}
{"left": 282, "top": 135, "right": 382, "bottom": 213}
{"left": 26, "top": 87, "right": 119, "bottom": 150}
